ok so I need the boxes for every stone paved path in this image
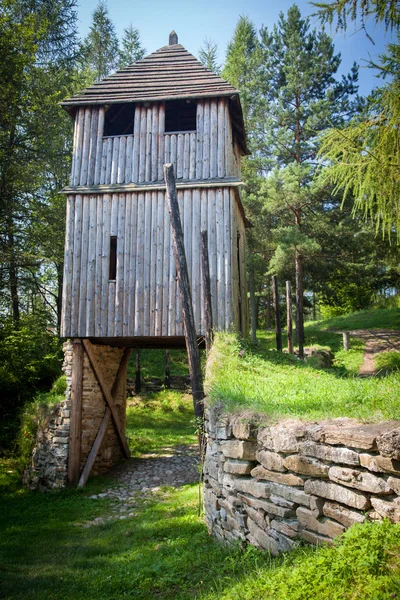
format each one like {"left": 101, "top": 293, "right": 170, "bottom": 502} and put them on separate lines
{"left": 83, "top": 444, "right": 199, "bottom": 527}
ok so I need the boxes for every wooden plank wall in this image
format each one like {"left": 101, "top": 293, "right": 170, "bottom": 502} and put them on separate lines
{"left": 70, "top": 99, "right": 237, "bottom": 186}
{"left": 61, "top": 187, "right": 247, "bottom": 339}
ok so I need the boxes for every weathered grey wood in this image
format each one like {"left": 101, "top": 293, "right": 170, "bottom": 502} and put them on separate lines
{"left": 134, "top": 192, "right": 145, "bottom": 335}
{"left": 68, "top": 339, "right": 83, "bottom": 486}
{"left": 216, "top": 188, "right": 224, "bottom": 329}
{"left": 210, "top": 99, "right": 218, "bottom": 178}
{"left": 170, "top": 134, "right": 177, "bottom": 172}
{"left": 85, "top": 195, "right": 97, "bottom": 336}
{"left": 223, "top": 188, "right": 232, "bottom": 329}
{"left": 72, "top": 108, "right": 84, "bottom": 186}
{"left": 164, "top": 133, "right": 171, "bottom": 164}
{"left": 110, "top": 136, "right": 119, "bottom": 184}
{"left": 189, "top": 132, "right": 196, "bottom": 179}
{"left": 196, "top": 101, "right": 204, "bottom": 179}
{"left": 272, "top": 275, "right": 282, "bottom": 351}
{"left": 158, "top": 102, "right": 165, "bottom": 180}
{"left": 202, "top": 100, "right": 210, "bottom": 179}
{"left": 122, "top": 194, "right": 132, "bottom": 336}
{"left": 132, "top": 106, "right": 141, "bottom": 182}
{"left": 139, "top": 106, "right": 146, "bottom": 182}
{"left": 208, "top": 188, "right": 217, "bottom": 327}
{"left": 151, "top": 104, "right": 158, "bottom": 182}
{"left": 143, "top": 190, "right": 152, "bottom": 334}
{"left": 343, "top": 331, "right": 350, "bottom": 351}
{"left": 71, "top": 195, "right": 83, "bottom": 335}
{"left": 286, "top": 280, "right": 293, "bottom": 354}
{"left": 225, "top": 101, "right": 233, "bottom": 176}
{"left": 177, "top": 133, "right": 184, "bottom": 178}
{"left": 125, "top": 135, "right": 133, "bottom": 183}
{"left": 117, "top": 135, "right": 126, "bottom": 184}
{"left": 78, "top": 348, "right": 131, "bottom": 487}
{"left": 145, "top": 106, "right": 152, "bottom": 181}
{"left": 150, "top": 191, "right": 158, "bottom": 334}
{"left": 164, "top": 163, "right": 204, "bottom": 427}
{"left": 80, "top": 108, "right": 92, "bottom": 186}
{"left": 94, "top": 107, "right": 105, "bottom": 184}
{"left": 105, "top": 137, "right": 113, "bottom": 182}
{"left": 71, "top": 113, "right": 79, "bottom": 186}
{"left": 88, "top": 108, "right": 98, "bottom": 185}
{"left": 199, "top": 189, "right": 208, "bottom": 334}
{"left": 82, "top": 339, "right": 130, "bottom": 458}
{"left": 94, "top": 195, "right": 103, "bottom": 337}
{"left": 100, "top": 135, "right": 108, "bottom": 185}
{"left": 61, "top": 196, "right": 74, "bottom": 336}
{"left": 191, "top": 189, "right": 201, "bottom": 330}
{"left": 115, "top": 194, "right": 125, "bottom": 336}
{"left": 155, "top": 191, "right": 164, "bottom": 336}
{"left": 127, "top": 193, "right": 138, "bottom": 336}
{"left": 217, "top": 99, "right": 225, "bottom": 178}
{"left": 100, "top": 194, "right": 111, "bottom": 336}
{"left": 108, "top": 280, "right": 116, "bottom": 336}
{"left": 183, "top": 133, "right": 190, "bottom": 179}
{"left": 201, "top": 230, "right": 213, "bottom": 353}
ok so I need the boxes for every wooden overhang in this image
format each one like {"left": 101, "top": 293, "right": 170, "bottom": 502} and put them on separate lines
{"left": 61, "top": 40, "right": 249, "bottom": 156}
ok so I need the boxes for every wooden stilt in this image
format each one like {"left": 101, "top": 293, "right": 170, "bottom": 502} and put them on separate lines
{"left": 68, "top": 339, "right": 84, "bottom": 486}
{"left": 272, "top": 276, "right": 282, "bottom": 352}
{"left": 200, "top": 230, "right": 213, "bottom": 354}
{"left": 164, "top": 163, "right": 205, "bottom": 450}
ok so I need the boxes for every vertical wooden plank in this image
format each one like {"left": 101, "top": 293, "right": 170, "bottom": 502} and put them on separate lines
{"left": 127, "top": 194, "right": 137, "bottom": 336}
{"left": 110, "top": 193, "right": 119, "bottom": 236}
{"left": 78, "top": 197, "right": 90, "bottom": 335}
{"left": 170, "top": 134, "right": 177, "bottom": 172}
{"left": 164, "top": 134, "right": 171, "bottom": 164}
{"left": 189, "top": 132, "right": 196, "bottom": 179}
{"left": 149, "top": 191, "right": 158, "bottom": 335}
{"left": 191, "top": 189, "right": 201, "bottom": 333}
{"left": 110, "top": 136, "right": 119, "bottom": 184}
{"left": 168, "top": 197, "right": 176, "bottom": 336}
{"left": 117, "top": 136, "right": 126, "bottom": 184}
{"left": 79, "top": 107, "right": 92, "bottom": 185}
{"left": 100, "top": 135, "right": 107, "bottom": 185}
{"left": 115, "top": 194, "right": 125, "bottom": 336}
{"left": 122, "top": 194, "right": 132, "bottom": 336}
{"left": 217, "top": 99, "right": 225, "bottom": 178}
{"left": 143, "top": 191, "right": 152, "bottom": 335}
{"left": 100, "top": 194, "right": 111, "bottom": 336}
{"left": 207, "top": 188, "right": 217, "bottom": 330}
{"left": 105, "top": 137, "right": 113, "bottom": 183}
{"left": 107, "top": 280, "right": 116, "bottom": 336}
{"left": 199, "top": 188, "right": 208, "bottom": 335}
{"left": 177, "top": 133, "right": 184, "bottom": 178}
{"left": 225, "top": 101, "right": 233, "bottom": 176}
{"left": 196, "top": 101, "right": 204, "bottom": 179}
{"left": 155, "top": 190, "right": 164, "bottom": 336}
{"left": 70, "top": 113, "right": 79, "bottom": 186}
{"left": 70, "top": 194, "right": 83, "bottom": 336}
{"left": 151, "top": 104, "right": 159, "bottom": 182}
{"left": 216, "top": 187, "right": 225, "bottom": 330}
{"left": 202, "top": 100, "right": 210, "bottom": 179}
{"left": 162, "top": 196, "right": 171, "bottom": 336}
{"left": 132, "top": 105, "right": 141, "bottom": 182}
{"left": 139, "top": 105, "right": 147, "bottom": 182}
{"left": 210, "top": 100, "right": 218, "bottom": 179}
{"left": 72, "top": 108, "right": 84, "bottom": 186}
{"left": 175, "top": 189, "right": 184, "bottom": 335}
{"left": 134, "top": 192, "right": 145, "bottom": 335}
{"left": 94, "top": 195, "right": 103, "bottom": 337}
{"left": 94, "top": 107, "right": 105, "bottom": 184}
{"left": 87, "top": 108, "right": 98, "bottom": 186}
{"left": 61, "top": 195, "right": 74, "bottom": 337}
{"left": 223, "top": 188, "right": 232, "bottom": 330}
{"left": 67, "top": 339, "right": 83, "bottom": 487}
{"left": 85, "top": 194, "right": 97, "bottom": 336}
{"left": 231, "top": 200, "right": 240, "bottom": 332}
{"left": 125, "top": 135, "right": 133, "bottom": 183}
{"left": 158, "top": 102, "right": 165, "bottom": 181}
{"left": 145, "top": 106, "right": 152, "bottom": 182}
{"left": 183, "top": 133, "right": 190, "bottom": 179}
{"left": 200, "top": 231, "right": 214, "bottom": 353}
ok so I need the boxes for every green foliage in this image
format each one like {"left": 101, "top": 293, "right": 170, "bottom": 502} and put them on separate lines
{"left": 375, "top": 350, "right": 400, "bottom": 374}
{"left": 81, "top": 0, "right": 119, "bottom": 81}
{"left": 118, "top": 23, "right": 146, "bottom": 68}
{"left": 127, "top": 348, "right": 190, "bottom": 380}
{"left": 198, "top": 38, "right": 221, "bottom": 74}
{"left": 312, "top": 0, "right": 400, "bottom": 34}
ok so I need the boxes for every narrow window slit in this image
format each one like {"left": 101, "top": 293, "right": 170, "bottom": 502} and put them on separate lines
{"left": 109, "top": 236, "right": 117, "bottom": 280}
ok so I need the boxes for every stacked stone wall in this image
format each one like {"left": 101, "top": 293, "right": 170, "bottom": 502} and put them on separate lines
{"left": 24, "top": 341, "right": 127, "bottom": 490}
{"left": 204, "top": 405, "right": 400, "bottom": 554}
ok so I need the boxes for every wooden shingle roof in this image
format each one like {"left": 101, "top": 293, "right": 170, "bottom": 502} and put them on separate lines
{"left": 61, "top": 43, "right": 239, "bottom": 106}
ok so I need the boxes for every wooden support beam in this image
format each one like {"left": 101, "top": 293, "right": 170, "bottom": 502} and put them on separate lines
{"left": 272, "top": 275, "right": 282, "bottom": 352}
{"left": 286, "top": 280, "right": 293, "bottom": 354}
{"left": 82, "top": 339, "right": 130, "bottom": 458}
{"left": 68, "top": 339, "right": 84, "bottom": 486}
{"left": 200, "top": 230, "right": 213, "bottom": 354}
{"left": 164, "top": 163, "right": 205, "bottom": 433}
{"left": 78, "top": 348, "right": 131, "bottom": 487}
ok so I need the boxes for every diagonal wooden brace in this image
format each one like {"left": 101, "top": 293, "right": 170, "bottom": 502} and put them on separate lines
{"left": 82, "top": 340, "right": 131, "bottom": 460}
{"left": 78, "top": 346, "right": 131, "bottom": 487}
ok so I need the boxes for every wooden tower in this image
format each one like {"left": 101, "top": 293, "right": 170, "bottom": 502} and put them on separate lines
{"left": 59, "top": 33, "right": 249, "bottom": 485}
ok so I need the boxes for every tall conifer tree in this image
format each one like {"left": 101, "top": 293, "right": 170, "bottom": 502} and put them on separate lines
{"left": 118, "top": 24, "right": 146, "bottom": 68}
{"left": 82, "top": 0, "right": 119, "bottom": 81}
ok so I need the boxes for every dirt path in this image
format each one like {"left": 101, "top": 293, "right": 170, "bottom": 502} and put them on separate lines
{"left": 346, "top": 329, "right": 400, "bottom": 376}
{"left": 82, "top": 444, "right": 199, "bottom": 527}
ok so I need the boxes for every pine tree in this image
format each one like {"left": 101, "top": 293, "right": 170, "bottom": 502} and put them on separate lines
{"left": 82, "top": 0, "right": 119, "bottom": 81}
{"left": 198, "top": 38, "right": 221, "bottom": 74}
{"left": 118, "top": 23, "right": 146, "bottom": 68}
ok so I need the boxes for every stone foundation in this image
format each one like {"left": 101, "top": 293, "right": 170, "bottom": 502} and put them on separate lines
{"left": 204, "top": 405, "right": 400, "bottom": 554}
{"left": 24, "top": 340, "right": 128, "bottom": 491}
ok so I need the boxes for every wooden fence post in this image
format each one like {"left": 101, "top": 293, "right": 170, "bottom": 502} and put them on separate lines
{"left": 200, "top": 229, "right": 213, "bottom": 354}
{"left": 272, "top": 275, "right": 282, "bottom": 351}
{"left": 68, "top": 338, "right": 84, "bottom": 486}
{"left": 343, "top": 332, "right": 350, "bottom": 351}
{"left": 286, "top": 280, "right": 293, "bottom": 354}
{"left": 164, "top": 164, "right": 205, "bottom": 443}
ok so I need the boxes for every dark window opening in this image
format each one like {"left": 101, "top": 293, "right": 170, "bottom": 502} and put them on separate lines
{"left": 109, "top": 236, "right": 117, "bottom": 280}
{"left": 103, "top": 103, "right": 135, "bottom": 137}
{"left": 165, "top": 99, "right": 197, "bottom": 133}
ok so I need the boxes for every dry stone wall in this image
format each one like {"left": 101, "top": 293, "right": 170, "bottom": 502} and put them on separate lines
{"left": 204, "top": 405, "right": 400, "bottom": 554}
{"left": 24, "top": 341, "right": 127, "bottom": 491}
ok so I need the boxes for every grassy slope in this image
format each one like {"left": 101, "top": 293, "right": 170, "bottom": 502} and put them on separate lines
{"left": 1, "top": 392, "right": 400, "bottom": 599}
{"left": 207, "top": 308, "right": 400, "bottom": 422}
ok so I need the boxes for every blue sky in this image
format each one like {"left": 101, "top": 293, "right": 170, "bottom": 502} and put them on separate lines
{"left": 76, "top": 0, "right": 395, "bottom": 96}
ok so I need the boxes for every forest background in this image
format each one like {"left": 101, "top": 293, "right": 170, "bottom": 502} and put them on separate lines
{"left": 0, "top": 0, "right": 399, "bottom": 450}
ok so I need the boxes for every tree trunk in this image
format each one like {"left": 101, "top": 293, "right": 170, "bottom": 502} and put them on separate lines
{"left": 286, "top": 280, "right": 293, "bottom": 354}
{"left": 266, "top": 279, "right": 272, "bottom": 330}
{"left": 7, "top": 218, "right": 19, "bottom": 324}
{"left": 295, "top": 250, "right": 304, "bottom": 359}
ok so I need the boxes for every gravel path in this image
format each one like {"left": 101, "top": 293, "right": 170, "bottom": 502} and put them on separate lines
{"left": 82, "top": 444, "right": 199, "bottom": 527}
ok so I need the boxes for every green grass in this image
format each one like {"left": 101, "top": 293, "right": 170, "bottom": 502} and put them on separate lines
{"left": 127, "top": 348, "right": 190, "bottom": 380}
{"left": 207, "top": 332, "right": 400, "bottom": 422}
{"left": 1, "top": 391, "right": 400, "bottom": 599}
{"left": 375, "top": 350, "right": 400, "bottom": 375}
{"left": 309, "top": 307, "right": 400, "bottom": 331}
